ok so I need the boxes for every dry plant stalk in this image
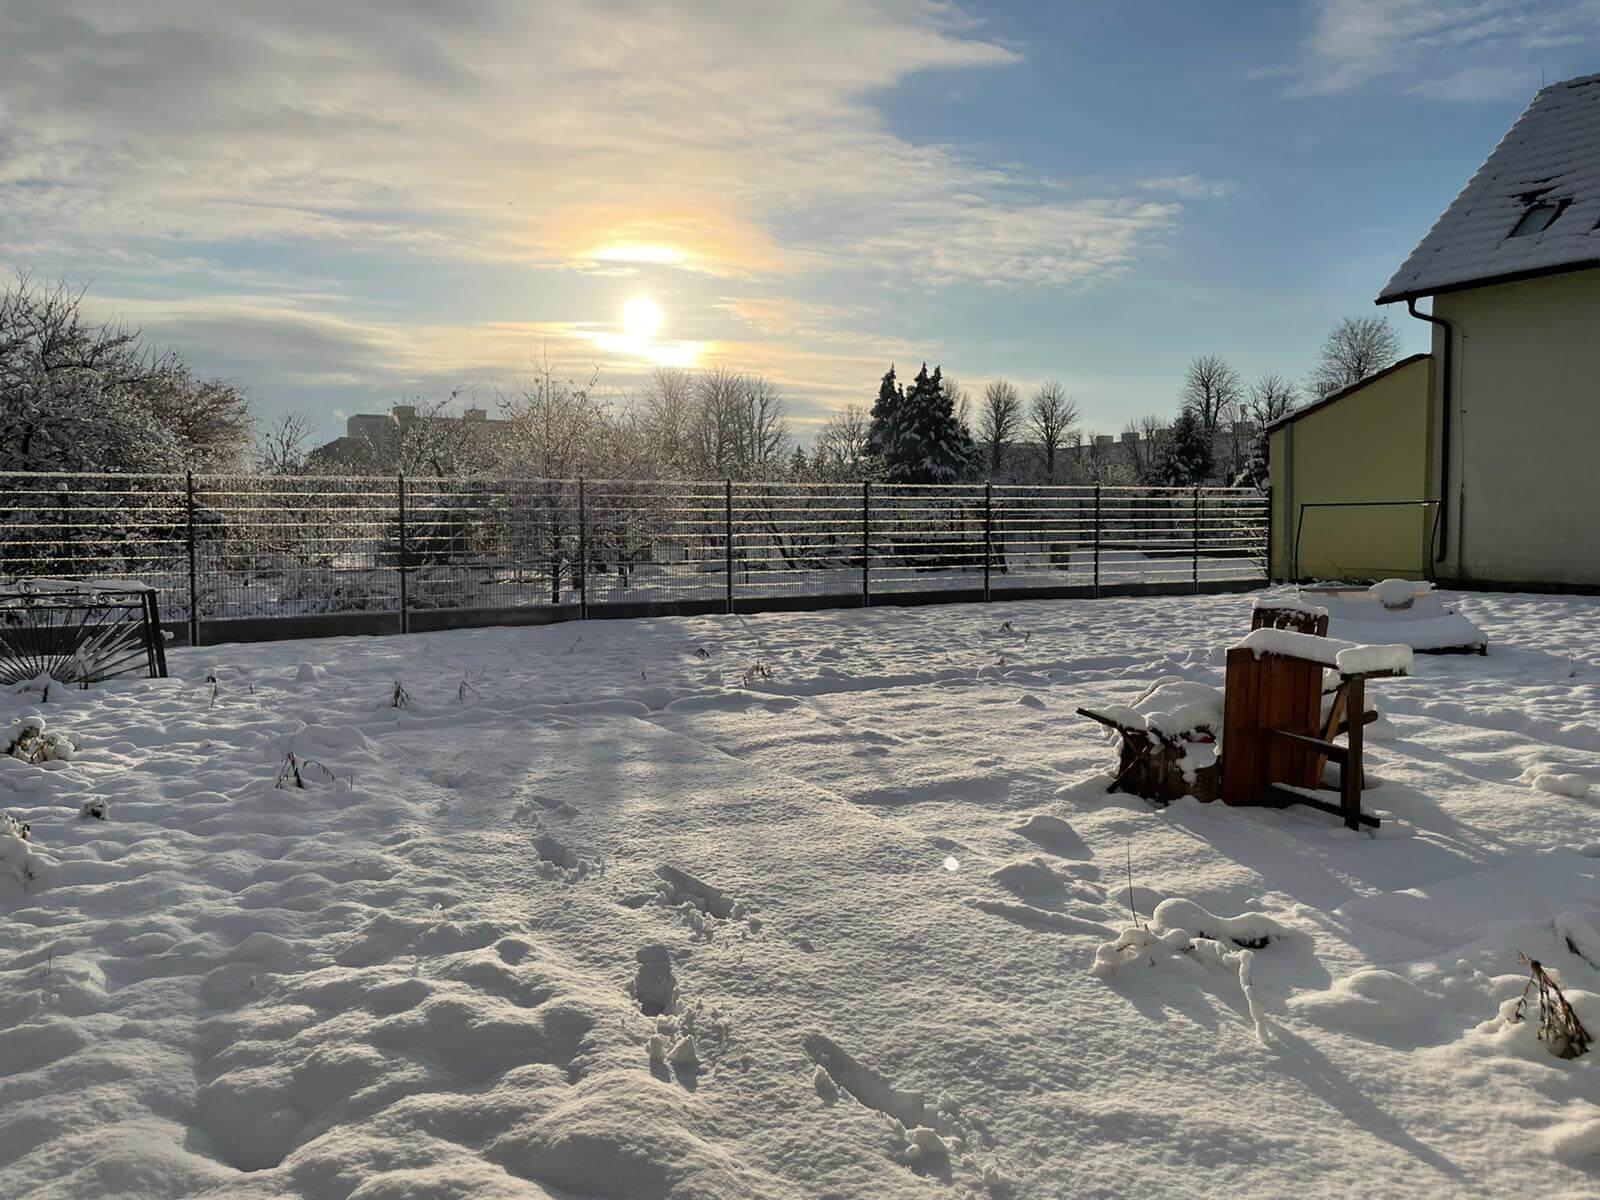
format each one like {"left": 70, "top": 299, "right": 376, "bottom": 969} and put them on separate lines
{"left": 1514, "top": 952, "right": 1591, "bottom": 1059}
{"left": 276, "top": 751, "right": 339, "bottom": 790}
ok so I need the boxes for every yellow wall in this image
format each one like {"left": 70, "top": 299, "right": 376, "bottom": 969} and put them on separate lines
{"left": 1268, "top": 355, "right": 1434, "bottom": 581}
{"left": 1432, "top": 270, "right": 1600, "bottom": 587}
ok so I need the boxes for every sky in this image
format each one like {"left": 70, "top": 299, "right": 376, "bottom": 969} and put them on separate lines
{"left": 1, "top": 0, "right": 1597, "bottom": 443}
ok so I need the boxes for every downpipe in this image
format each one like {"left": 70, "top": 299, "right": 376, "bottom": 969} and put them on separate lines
{"left": 1405, "top": 297, "right": 1454, "bottom": 565}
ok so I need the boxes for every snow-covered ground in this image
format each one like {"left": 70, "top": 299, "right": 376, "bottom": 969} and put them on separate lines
{"left": 2, "top": 589, "right": 1599, "bottom": 1199}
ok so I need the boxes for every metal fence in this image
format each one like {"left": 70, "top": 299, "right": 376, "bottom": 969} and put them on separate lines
{"left": 0, "top": 471, "right": 1269, "bottom": 643}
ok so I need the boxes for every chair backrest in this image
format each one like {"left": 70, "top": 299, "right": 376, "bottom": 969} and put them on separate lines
{"left": 1250, "top": 605, "right": 1330, "bottom": 637}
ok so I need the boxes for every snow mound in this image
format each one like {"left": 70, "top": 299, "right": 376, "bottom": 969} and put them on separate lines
{"left": 487, "top": 1072, "right": 788, "bottom": 1199}
{"left": 989, "top": 858, "right": 1070, "bottom": 906}
{"left": 1151, "top": 897, "right": 1291, "bottom": 950}
{"left": 1013, "top": 811, "right": 1091, "bottom": 858}
{"left": 0, "top": 812, "right": 51, "bottom": 890}
{"left": 1092, "top": 924, "right": 1271, "bottom": 1042}
{"left": 1371, "top": 578, "right": 1422, "bottom": 609}
{"left": 1286, "top": 969, "right": 1435, "bottom": 1037}
{"left": 1535, "top": 772, "right": 1594, "bottom": 800}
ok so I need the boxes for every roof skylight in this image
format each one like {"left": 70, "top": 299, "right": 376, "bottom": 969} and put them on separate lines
{"left": 1509, "top": 197, "right": 1572, "bottom": 237}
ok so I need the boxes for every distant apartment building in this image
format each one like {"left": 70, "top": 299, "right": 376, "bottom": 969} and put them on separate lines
{"left": 310, "top": 404, "right": 511, "bottom": 473}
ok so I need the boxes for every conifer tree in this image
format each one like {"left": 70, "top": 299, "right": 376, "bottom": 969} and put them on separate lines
{"left": 1156, "top": 408, "right": 1213, "bottom": 486}
{"left": 866, "top": 365, "right": 903, "bottom": 466}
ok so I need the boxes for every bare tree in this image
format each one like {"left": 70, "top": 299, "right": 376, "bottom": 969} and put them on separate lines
{"left": 496, "top": 355, "right": 607, "bottom": 479}
{"left": 392, "top": 391, "right": 495, "bottom": 476}
{"left": 635, "top": 365, "right": 698, "bottom": 474}
{"left": 1027, "top": 380, "right": 1078, "bottom": 482}
{"left": 943, "top": 374, "right": 973, "bottom": 431}
{"left": 977, "top": 379, "right": 1023, "bottom": 474}
{"left": 814, "top": 403, "right": 872, "bottom": 477}
{"left": 736, "top": 373, "right": 790, "bottom": 473}
{"left": 1308, "top": 316, "right": 1402, "bottom": 397}
{"left": 1180, "top": 355, "right": 1243, "bottom": 436}
{"left": 1120, "top": 414, "right": 1165, "bottom": 481}
{"left": 690, "top": 366, "right": 788, "bottom": 478}
{"left": 1246, "top": 373, "right": 1300, "bottom": 426}
{"left": 692, "top": 364, "right": 747, "bottom": 477}
{"left": 254, "top": 410, "right": 315, "bottom": 475}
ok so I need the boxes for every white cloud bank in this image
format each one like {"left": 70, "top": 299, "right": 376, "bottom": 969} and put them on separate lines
{"left": 1293, "top": 0, "right": 1600, "bottom": 99}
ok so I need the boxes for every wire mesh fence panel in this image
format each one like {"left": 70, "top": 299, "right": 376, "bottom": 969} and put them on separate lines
{"left": 0, "top": 473, "right": 1269, "bottom": 631}
{"left": 1098, "top": 488, "right": 1201, "bottom": 586}
{"left": 403, "top": 476, "right": 579, "bottom": 610}
{"left": 194, "top": 474, "right": 400, "bottom": 618}
{"left": 585, "top": 480, "right": 726, "bottom": 607}
{"left": 0, "top": 472, "right": 190, "bottom": 617}
{"left": 1198, "top": 490, "right": 1270, "bottom": 582}
{"left": 731, "top": 481, "right": 865, "bottom": 601}
{"left": 991, "top": 485, "right": 1098, "bottom": 589}
{"left": 868, "top": 483, "right": 988, "bottom": 595}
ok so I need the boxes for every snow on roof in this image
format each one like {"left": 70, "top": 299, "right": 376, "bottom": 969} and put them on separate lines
{"left": 1378, "top": 72, "right": 1600, "bottom": 303}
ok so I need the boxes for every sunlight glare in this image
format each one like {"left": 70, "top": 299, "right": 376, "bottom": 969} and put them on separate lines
{"left": 622, "top": 295, "right": 663, "bottom": 341}
{"left": 595, "top": 244, "right": 685, "bottom": 265}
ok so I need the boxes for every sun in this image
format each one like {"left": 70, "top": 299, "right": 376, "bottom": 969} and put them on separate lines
{"left": 622, "top": 295, "right": 663, "bottom": 341}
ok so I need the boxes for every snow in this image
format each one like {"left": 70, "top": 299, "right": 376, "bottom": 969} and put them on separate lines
{"left": 1234, "top": 626, "right": 1413, "bottom": 676}
{"left": 1371, "top": 578, "right": 1423, "bottom": 609}
{"left": 1297, "top": 583, "right": 1488, "bottom": 654}
{"left": 3, "top": 589, "right": 1600, "bottom": 1197}
{"left": 1379, "top": 71, "right": 1600, "bottom": 302}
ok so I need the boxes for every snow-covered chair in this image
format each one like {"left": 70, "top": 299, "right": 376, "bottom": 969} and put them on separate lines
{"left": 1250, "top": 596, "right": 1329, "bottom": 637}
{"left": 1077, "top": 679, "right": 1223, "bottom": 805}
{"left": 1221, "top": 629, "right": 1411, "bottom": 831}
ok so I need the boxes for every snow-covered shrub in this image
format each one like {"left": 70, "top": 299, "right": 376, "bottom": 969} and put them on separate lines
{"left": 0, "top": 812, "right": 47, "bottom": 887}
{"left": 4, "top": 714, "right": 74, "bottom": 764}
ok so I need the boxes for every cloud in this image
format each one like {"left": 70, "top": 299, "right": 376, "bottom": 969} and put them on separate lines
{"left": 0, "top": 2, "right": 1068, "bottom": 279}
{"left": 1, "top": 1, "right": 1187, "bottom": 426}
{"left": 1290, "top": 0, "right": 1600, "bottom": 98}
{"left": 1140, "top": 175, "right": 1237, "bottom": 201}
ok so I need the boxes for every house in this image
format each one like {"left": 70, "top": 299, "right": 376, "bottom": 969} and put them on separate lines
{"left": 1273, "top": 70, "right": 1600, "bottom": 589}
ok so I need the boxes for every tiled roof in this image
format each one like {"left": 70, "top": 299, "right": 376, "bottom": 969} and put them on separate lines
{"left": 1378, "top": 72, "right": 1600, "bottom": 303}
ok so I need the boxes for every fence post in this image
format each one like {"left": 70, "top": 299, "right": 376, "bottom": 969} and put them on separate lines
{"left": 724, "top": 479, "right": 734, "bottom": 615}
{"left": 1263, "top": 486, "right": 1274, "bottom": 585}
{"left": 861, "top": 481, "right": 871, "bottom": 606}
{"left": 184, "top": 470, "right": 199, "bottom": 647}
{"left": 1092, "top": 484, "right": 1101, "bottom": 599}
{"left": 1192, "top": 485, "right": 1202, "bottom": 594}
{"left": 577, "top": 479, "right": 588, "bottom": 620}
{"left": 982, "top": 483, "right": 992, "bottom": 602}
{"left": 396, "top": 473, "right": 409, "bottom": 634}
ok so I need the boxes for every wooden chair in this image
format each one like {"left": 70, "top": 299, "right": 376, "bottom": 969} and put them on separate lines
{"left": 1250, "top": 603, "right": 1330, "bottom": 637}
{"left": 1220, "top": 632, "right": 1407, "bottom": 830}
{"left": 1075, "top": 707, "right": 1220, "bottom": 805}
